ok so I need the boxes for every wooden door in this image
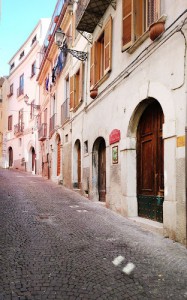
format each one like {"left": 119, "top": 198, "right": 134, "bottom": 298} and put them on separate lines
{"left": 137, "top": 101, "right": 164, "bottom": 222}
{"left": 32, "top": 148, "right": 36, "bottom": 172}
{"left": 78, "top": 142, "right": 81, "bottom": 188}
{"left": 57, "top": 138, "right": 61, "bottom": 176}
{"left": 9, "top": 147, "right": 13, "bottom": 167}
{"left": 98, "top": 140, "right": 106, "bottom": 202}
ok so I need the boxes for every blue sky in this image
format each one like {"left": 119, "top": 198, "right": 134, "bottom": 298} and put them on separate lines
{"left": 0, "top": 0, "right": 57, "bottom": 76}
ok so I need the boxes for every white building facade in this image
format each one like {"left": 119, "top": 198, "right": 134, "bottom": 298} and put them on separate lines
{"left": 4, "top": 19, "right": 50, "bottom": 173}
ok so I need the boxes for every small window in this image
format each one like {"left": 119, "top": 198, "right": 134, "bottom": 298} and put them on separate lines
{"left": 19, "top": 51, "right": 25, "bottom": 60}
{"left": 10, "top": 62, "right": 15, "bottom": 70}
{"left": 31, "top": 61, "right": 36, "bottom": 77}
{"left": 8, "top": 115, "right": 13, "bottom": 131}
{"left": 10, "top": 84, "right": 13, "bottom": 95}
{"left": 65, "top": 134, "right": 68, "bottom": 143}
{"left": 31, "top": 35, "right": 37, "bottom": 45}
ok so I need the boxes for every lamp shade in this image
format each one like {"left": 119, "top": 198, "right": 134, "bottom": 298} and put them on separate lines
{"left": 24, "top": 94, "right": 29, "bottom": 104}
{"left": 55, "top": 28, "right": 65, "bottom": 47}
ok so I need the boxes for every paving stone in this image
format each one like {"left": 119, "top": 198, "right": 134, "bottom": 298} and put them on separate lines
{"left": 0, "top": 169, "right": 187, "bottom": 300}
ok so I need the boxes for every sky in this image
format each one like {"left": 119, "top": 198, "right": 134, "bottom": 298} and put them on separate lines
{"left": 0, "top": 0, "right": 57, "bottom": 76}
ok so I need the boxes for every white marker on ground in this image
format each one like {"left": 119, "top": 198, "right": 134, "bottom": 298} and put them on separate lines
{"left": 112, "top": 255, "right": 125, "bottom": 266}
{"left": 122, "top": 262, "right": 135, "bottom": 275}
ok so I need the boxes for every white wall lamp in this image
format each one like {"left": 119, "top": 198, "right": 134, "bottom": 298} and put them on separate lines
{"left": 55, "top": 28, "right": 87, "bottom": 61}
{"left": 24, "top": 94, "right": 40, "bottom": 110}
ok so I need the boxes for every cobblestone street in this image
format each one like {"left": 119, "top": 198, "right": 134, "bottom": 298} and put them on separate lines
{"left": 0, "top": 169, "right": 187, "bottom": 300}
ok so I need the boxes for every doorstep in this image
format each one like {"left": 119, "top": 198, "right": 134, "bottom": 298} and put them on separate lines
{"left": 128, "top": 216, "right": 164, "bottom": 236}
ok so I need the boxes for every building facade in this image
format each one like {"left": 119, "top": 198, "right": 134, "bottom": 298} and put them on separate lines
{"left": 4, "top": 19, "right": 50, "bottom": 173}
{"left": 2, "top": 0, "right": 187, "bottom": 246}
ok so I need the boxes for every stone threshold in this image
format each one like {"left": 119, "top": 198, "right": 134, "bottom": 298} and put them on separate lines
{"left": 128, "top": 216, "right": 164, "bottom": 236}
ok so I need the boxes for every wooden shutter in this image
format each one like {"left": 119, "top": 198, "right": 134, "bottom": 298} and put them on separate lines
{"left": 70, "top": 75, "right": 75, "bottom": 109}
{"left": 147, "top": 0, "right": 160, "bottom": 27}
{"left": 104, "top": 16, "right": 112, "bottom": 75}
{"left": 79, "top": 62, "right": 83, "bottom": 103}
{"left": 122, "top": 0, "right": 133, "bottom": 49}
{"left": 134, "top": 0, "right": 144, "bottom": 39}
{"left": 90, "top": 43, "right": 96, "bottom": 89}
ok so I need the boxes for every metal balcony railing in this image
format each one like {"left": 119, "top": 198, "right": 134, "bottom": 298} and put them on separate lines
{"left": 14, "top": 123, "right": 24, "bottom": 136}
{"left": 38, "top": 123, "right": 47, "bottom": 141}
{"left": 49, "top": 114, "right": 56, "bottom": 135}
{"left": 17, "top": 87, "right": 24, "bottom": 97}
{"left": 76, "top": 0, "right": 112, "bottom": 33}
{"left": 61, "top": 98, "right": 70, "bottom": 125}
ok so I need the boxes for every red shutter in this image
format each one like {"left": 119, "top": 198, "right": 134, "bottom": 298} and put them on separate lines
{"left": 122, "top": 0, "right": 133, "bottom": 49}
{"left": 104, "top": 16, "right": 112, "bottom": 75}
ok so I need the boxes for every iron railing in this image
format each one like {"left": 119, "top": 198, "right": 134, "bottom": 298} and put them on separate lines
{"left": 38, "top": 123, "right": 47, "bottom": 141}
{"left": 49, "top": 114, "right": 56, "bottom": 135}
{"left": 61, "top": 98, "right": 70, "bottom": 125}
{"left": 14, "top": 123, "right": 24, "bottom": 136}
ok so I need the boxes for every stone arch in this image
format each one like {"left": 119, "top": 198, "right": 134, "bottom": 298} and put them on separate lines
{"left": 73, "top": 139, "right": 81, "bottom": 189}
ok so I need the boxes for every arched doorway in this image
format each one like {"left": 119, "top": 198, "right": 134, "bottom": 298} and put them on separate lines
{"left": 92, "top": 137, "right": 106, "bottom": 202}
{"left": 8, "top": 147, "right": 13, "bottom": 167}
{"left": 56, "top": 135, "right": 61, "bottom": 176}
{"left": 31, "top": 147, "right": 36, "bottom": 173}
{"left": 137, "top": 101, "right": 164, "bottom": 222}
{"left": 73, "top": 140, "right": 81, "bottom": 188}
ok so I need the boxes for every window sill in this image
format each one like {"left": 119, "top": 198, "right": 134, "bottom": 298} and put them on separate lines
{"left": 92, "top": 71, "right": 110, "bottom": 90}
{"left": 124, "top": 14, "right": 167, "bottom": 54}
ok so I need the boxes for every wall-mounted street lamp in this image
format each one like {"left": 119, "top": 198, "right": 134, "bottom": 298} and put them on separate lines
{"left": 24, "top": 94, "right": 40, "bottom": 110}
{"left": 55, "top": 28, "right": 87, "bottom": 61}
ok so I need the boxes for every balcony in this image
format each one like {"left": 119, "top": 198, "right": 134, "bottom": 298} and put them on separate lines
{"left": 38, "top": 123, "right": 47, "bottom": 141}
{"left": 17, "top": 87, "right": 24, "bottom": 97}
{"left": 61, "top": 98, "right": 70, "bottom": 125}
{"left": 49, "top": 114, "right": 56, "bottom": 137}
{"left": 76, "top": 0, "right": 112, "bottom": 33}
{"left": 14, "top": 123, "right": 24, "bottom": 136}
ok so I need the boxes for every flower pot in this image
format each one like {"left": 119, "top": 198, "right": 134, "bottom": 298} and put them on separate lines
{"left": 48, "top": 34, "right": 52, "bottom": 41}
{"left": 149, "top": 21, "right": 165, "bottom": 41}
{"left": 54, "top": 15, "right": 59, "bottom": 23}
{"left": 90, "top": 89, "right": 98, "bottom": 99}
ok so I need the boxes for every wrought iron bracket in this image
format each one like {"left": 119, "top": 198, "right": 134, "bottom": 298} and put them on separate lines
{"left": 78, "top": 30, "right": 93, "bottom": 44}
{"left": 59, "top": 42, "right": 87, "bottom": 61}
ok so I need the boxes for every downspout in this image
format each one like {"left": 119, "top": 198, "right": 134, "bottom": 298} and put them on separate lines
{"left": 184, "top": 26, "right": 187, "bottom": 247}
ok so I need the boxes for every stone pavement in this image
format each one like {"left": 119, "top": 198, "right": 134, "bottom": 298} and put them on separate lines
{"left": 0, "top": 168, "right": 187, "bottom": 300}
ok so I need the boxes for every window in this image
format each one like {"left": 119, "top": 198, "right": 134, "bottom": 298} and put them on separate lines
{"left": 17, "top": 74, "right": 24, "bottom": 97}
{"left": 31, "top": 61, "right": 36, "bottom": 77}
{"left": 8, "top": 115, "right": 12, "bottom": 131}
{"left": 90, "top": 16, "right": 112, "bottom": 89}
{"left": 70, "top": 63, "right": 84, "bottom": 110}
{"left": 122, "top": 0, "right": 160, "bottom": 49}
{"left": 19, "top": 51, "right": 25, "bottom": 60}
{"left": 31, "top": 35, "right": 37, "bottom": 45}
{"left": 10, "top": 84, "right": 13, "bottom": 95}
{"left": 10, "top": 62, "right": 15, "bottom": 70}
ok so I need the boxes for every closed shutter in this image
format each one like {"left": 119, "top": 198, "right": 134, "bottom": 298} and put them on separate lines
{"left": 104, "top": 16, "right": 112, "bottom": 75}
{"left": 79, "top": 62, "right": 83, "bottom": 103}
{"left": 90, "top": 43, "right": 96, "bottom": 89}
{"left": 122, "top": 0, "right": 133, "bottom": 49}
{"left": 70, "top": 75, "right": 75, "bottom": 109}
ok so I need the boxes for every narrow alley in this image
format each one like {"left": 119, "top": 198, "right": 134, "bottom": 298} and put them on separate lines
{"left": 0, "top": 169, "right": 187, "bottom": 300}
